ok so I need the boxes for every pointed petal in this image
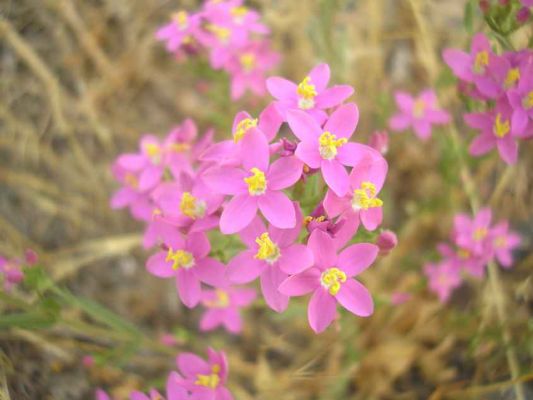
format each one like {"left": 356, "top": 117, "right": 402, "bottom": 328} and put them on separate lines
{"left": 337, "top": 244, "right": 378, "bottom": 277}
{"left": 220, "top": 194, "right": 258, "bottom": 234}
{"left": 308, "top": 288, "right": 337, "bottom": 333}
{"left": 258, "top": 191, "right": 296, "bottom": 229}
{"left": 277, "top": 244, "right": 314, "bottom": 274}
{"left": 321, "top": 159, "right": 349, "bottom": 197}
{"left": 176, "top": 269, "right": 201, "bottom": 308}
{"left": 308, "top": 229, "right": 337, "bottom": 268}
{"left": 260, "top": 266, "right": 289, "bottom": 312}
{"left": 323, "top": 103, "right": 359, "bottom": 139}
{"left": 336, "top": 279, "right": 374, "bottom": 317}
{"left": 267, "top": 156, "right": 303, "bottom": 190}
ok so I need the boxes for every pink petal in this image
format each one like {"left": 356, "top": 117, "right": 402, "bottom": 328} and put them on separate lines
{"left": 360, "top": 207, "right": 383, "bottom": 231}
{"left": 266, "top": 77, "right": 298, "bottom": 100}
{"left": 195, "top": 258, "right": 226, "bottom": 287}
{"left": 315, "top": 85, "right": 354, "bottom": 108}
{"left": 110, "top": 187, "right": 136, "bottom": 209}
{"left": 286, "top": 110, "right": 322, "bottom": 142}
{"left": 336, "top": 279, "right": 374, "bottom": 317}
{"left": 267, "top": 156, "right": 303, "bottom": 190}
{"left": 117, "top": 153, "right": 146, "bottom": 171}
{"left": 176, "top": 269, "right": 201, "bottom": 308}
{"left": 497, "top": 136, "right": 518, "bottom": 164}
{"left": 167, "top": 372, "right": 188, "bottom": 400}
{"left": 146, "top": 252, "right": 174, "bottom": 278}
{"left": 323, "top": 103, "right": 359, "bottom": 139}
{"left": 337, "top": 244, "right": 378, "bottom": 277}
{"left": 308, "top": 229, "right": 337, "bottom": 268}
{"left": 389, "top": 113, "right": 411, "bottom": 131}
{"left": 279, "top": 268, "right": 321, "bottom": 296}
{"left": 336, "top": 142, "right": 377, "bottom": 167}
{"left": 277, "top": 244, "right": 314, "bottom": 274}
{"left": 139, "top": 165, "right": 162, "bottom": 191}
{"left": 258, "top": 102, "right": 283, "bottom": 142}
{"left": 442, "top": 49, "right": 473, "bottom": 81}
{"left": 394, "top": 91, "right": 414, "bottom": 113}
{"left": 200, "top": 309, "right": 223, "bottom": 332}
{"left": 177, "top": 353, "right": 209, "bottom": 378}
{"left": 308, "top": 63, "right": 330, "bottom": 92}
{"left": 268, "top": 202, "right": 303, "bottom": 247}
{"left": 220, "top": 194, "right": 258, "bottom": 234}
{"left": 202, "top": 167, "right": 247, "bottom": 195}
{"left": 187, "top": 232, "right": 210, "bottom": 259}
{"left": 241, "top": 129, "right": 270, "bottom": 171}
{"left": 239, "top": 216, "right": 267, "bottom": 248}
{"left": 469, "top": 134, "right": 495, "bottom": 155}
{"left": 321, "top": 159, "right": 349, "bottom": 197}
{"left": 323, "top": 189, "right": 349, "bottom": 218}
{"left": 260, "top": 266, "right": 289, "bottom": 312}
{"left": 413, "top": 119, "right": 432, "bottom": 140}
{"left": 308, "top": 288, "right": 337, "bottom": 333}
{"left": 221, "top": 308, "right": 242, "bottom": 334}
{"left": 227, "top": 250, "right": 265, "bottom": 284}
{"left": 295, "top": 139, "right": 321, "bottom": 169}
{"left": 258, "top": 191, "right": 296, "bottom": 229}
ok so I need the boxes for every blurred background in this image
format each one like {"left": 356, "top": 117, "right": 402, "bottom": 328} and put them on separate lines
{"left": 0, "top": 0, "right": 532, "bottom": 399}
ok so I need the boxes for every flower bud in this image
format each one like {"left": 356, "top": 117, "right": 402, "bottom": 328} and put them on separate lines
{"left": 368, "top": 130, "right": 389, "bottom": 155}
{"left": 376, "top": 230, "right": 398, "bottom": 255}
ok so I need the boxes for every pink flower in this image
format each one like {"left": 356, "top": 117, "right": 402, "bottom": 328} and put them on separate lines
{"left": 130, "top": 371, "right": 189, "bottom": 400}
{"left": 453, "top": 208, "right": 493, "bottom": 256}
{"left": 203, "top": 144, "right": 303, "bottom": 233}
{"left": 279, "top": 230, "right": 378, "bottom": 333}
{"left": 82, "top": 355, "right": 95, "bottom": 368}
{"left": 288, "top": 103, "right": 369, "bottom": 196}
{"left": 388, "top": 90, "right": 451, "bottom": 140}
{"left": 490, "top": 221, "right": 521, "bottom": 268}
{"left": 143, "top": 213, "right": 182, "bottom": 249}
{"left": 508, "top": 63, "right": 533, "bottom": 138}
{"left": 465, "top": 101, "right": 520, "bottom": 164}
{"left": 323, "top": 149, "right": 388, "bottom": 231}
{"left": 146, "top": 232, "right": 225, "bottom": 308}
{"left": 267, "top": 63, "right": 354, "bottom": 124}
{"left": 24, "top": 249, "right": 38, "bottom": 265}
{"left": 95, "top": 389, "right": 111, "bottom": 400}
{"left": 0, "top": 256, "right": 24, "bottom": 291}
{"left": 390, "top": 292, "right": 411, "bottom": 305}
{"left": 376, "top": 230, "right": 398, "bottom": 255}
{"left": 424, "top": 260, "right": 462, "bottom": 303}
{"left": 175, "top": 348, "right": 233, "bottom": 400}
{"left": 156, "top": 11, "right": 202, "bottom": 53}
{"left": 200, "top": 285, "right": 256, "bottom": 333}
{"left": 368, "top": 130, "right": 389, "bottom": 155}
{"left": 437, "top": 242, "right": 487, "bottom": 278}
{"left": 226, "top": 206, "right": 313, "bottom": 312}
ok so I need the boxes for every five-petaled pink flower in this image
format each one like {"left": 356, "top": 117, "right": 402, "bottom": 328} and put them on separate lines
{"left": 146, "top": 232, "right": 225, "bottom": 308}
{"left": 490, "top": 221, "right": 521, "bottom": 268}
{"left": 267, "top": 63, "right": 354, "bottom": 125}
{"left": 389, "top": 89, "right": 451, "bottom": 140}
{"left": 226, "top": 206, "right": 313, "bottom": 312}
{"left": 453, "top": 207, "right": 493, "bottom": 256}
{"left": 424, "top": 260, "right": 462, "bottom": 303}
{"left": 287, "top": 103, "right": 369, "bottom": 196}
{"left": 279, "top": 230, "right": 378, "bottom": 333}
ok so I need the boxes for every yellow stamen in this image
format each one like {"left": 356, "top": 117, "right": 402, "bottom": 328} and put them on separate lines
{"left": 231, "top": 6, "right": 248, "bottom": 19}
{"left": 523, "top": 91, "right": 533, "bottom": 110}
{"left": 297, "top": 76, "right": 317, "bottom": 109}
{"left": 145, "top": 143, "right": 160, "bottom": 158}
{"left": 504, "top": 68, "right": 520, "bottom": 89}
{"left": 303, "top": 215, "right": 325, "bottom": 227}
{"left": 254, "top": 232, "right": 280, "bottom": 263}
{"left": 206, "top": 24, "right": 230, "bottom": 42}
{"left": 318, "top": 131, "right": 347, "bottom": 160}
{"left": 195, "top": 372, "right": 220, "bottom": 389}
{"left": 180, "top": 192, "right": 206, "bottom": 219}
{"left": 493, "top": 113, "right": 510, "bottom": 138}
{"left": 239, "top": 53, "right": 255, "bottom": 72}
{"left": 170, "top": 142, "right": 191, "bottom": 152}
{"left": 474, "top": 50, "right": 489, "bottom": 74}
{"left": 244, "top": 168, "right": 267, "bottom": 195}
{"left": 320, "top": 268, "right": 347, "bottom": 296}
{"left": 412, "top": 99, "right": 426, "bottom": 118}
{"left": 172, "top": 11, "right": 188, "bottom": 30}
{"left": 166, "top": 248, "right": 194, "bottom": 270}
{"left": 495, "top": 236, "right": 507, "bottom": 248}
{"left": 233, "top": 118, "right": 258, "bottom": 143}
{"left": 473, "top": 227, "right": 488, "bottom": 241}
{"left": 124, "top": 173, "right": 138, "bottom": 189}
{"left": 352, "top": 182, "right": 383, "bottom": 210}
{"left": 204, "top": 289, "right": 230, "bottom": 308}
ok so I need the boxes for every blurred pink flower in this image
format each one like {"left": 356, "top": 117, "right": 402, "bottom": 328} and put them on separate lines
{"left": 424, "top": 261, "right": 462, "bottom": 303}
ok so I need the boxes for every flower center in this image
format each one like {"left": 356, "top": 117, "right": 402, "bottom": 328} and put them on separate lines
{"left": 145, "top": 143, "right": 161, "bottom": 164}
{"left": 204, "top": 289, "right": 230, "bottom": 308}
{"left": 124, "top": 173, "right": 138, "bottom": 189}
{"left": 457, "top": 248, "right": 470, "bottom": 259}
{"left": 494, "top": 236, "right": 507, "bottom": 248}
{"left": 166, "top": 248, "right": 194, "bottom": 270}
{"left": 318, "top": 131, "right": 347, "bottom": 160}
{"left": 206, "top": 24, "right": 230, "bottom": 43}
{"left": 493, "top": 113, "right": 510, "bottom": 138}
{"left": 254, "top": 232, "right": 280, "bottom": 263}
{"left": 195, "top": 364, "right": 220, "bottom": 389}
{"left": 412, "top": 99, "right": 426, "bottom": 118}
{"left": 320, "top": 268, "right": 347, "bottom": 296}
{"left": 172, "top": 11, "right": 188, "bottom": 30}
{"left": 303, "top": 215, "right": 326, "bottom": 226}
{"left": 473, "top": 50, "right": 489, "bottom": 74}
{"left": 170, "top": 142, "right": 191, "bottom": 152}
{"left": 231, "top": 6, "right": 248, "bottom": 23}
{"left": 180, "top": 192, "right": 206, "bottom": 219}
{"left": 473, "top": 227, "right": 488, "bottom": 241}
{"left": 504, "top": 68, "right": 520, "bottom": 89}
{"left": 297, "top": 76, "right": 317, "bottom": 110}
{"left": 244, "top": 168, "right": 267, "bottom": 195}
{"left": 352, "top": 182, "right": 383, "bottom": 210}
{"left": 522, "top": 91, "right": 533, "bottom": 110}
{"left": 233, "top": 118, "right": 258, "bottom": 142}
{"left": 239, "top": 53, "right": 256, "bottom": 72}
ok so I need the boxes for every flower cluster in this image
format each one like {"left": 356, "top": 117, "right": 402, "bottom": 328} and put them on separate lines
{"left": 443, "top": 32, "right": 533, "bottom": 164}
{"left": 0, "top": 249, "right": 37, "bottom": 291}
{"left": 424, "top": 207, "right": 521, "bottom": 302}
{"left": 111, "top": 63, "right": 390, "bottom": 336}
{"left": 155, "top": 0, "right": 279, "bottom": 100}
{"left": 97, "top": 349, "right": 232, "bottom": 400}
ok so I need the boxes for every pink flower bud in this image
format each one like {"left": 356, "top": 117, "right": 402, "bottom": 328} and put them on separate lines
{"left": 82, "top": 355, "right": 94, "bottom": 368}
{"left": 368, "top": 130, "right": 389, "bottom": 155}
{"left": 24, "top": 249, "right": 38, "bottom": 265}
{"left": 376, "top": 230, "right": 398, "bottom": 255}
{"left": 391, "top": 292, "right": 411, "bottom": 305}
{"left": 517, "top": 7, "right": 531, "bottom": 23}
{"left": 479, "top": 0, "right": 490, "bottom": 13}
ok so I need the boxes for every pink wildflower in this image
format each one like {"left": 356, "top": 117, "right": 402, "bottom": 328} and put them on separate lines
{"left": 453, "top": 208, "right": 493, "bottom": 256}
{"left": 508, "top": 63, "right": 533, "bottom": 138}
{"left": 267, "top": 63, "right": 354, "bottom": 124}
{"left": 146, "top": 232, "right": 225, "bottom": 308}
{"left": 424, "top": 260, "right": 462, "bottom": 303}
{"left": 130, "top": 371, "right": 188, "bottom": 400}
{"left": 279, "top": 230, "right": 378, "bottom": 333}
{"left": 0, "top": 256, "right": 24, "bottom": 291}
{"left": 490, "top": 221, "right": 521, "bottom": 268}
{"left": 287, "top": 103, "right": 369, "bottom": 196}
{"left": 389, "top": 89, "right": 451, "bottom": 140}
{"left": 156, "top": 11, "right": 202, "bottom": 53}
{"left": 437, "top": 243, "right": 487, "bottom": 278}
{"left": 226, "top": 206, "right": 313, "bottom": 312}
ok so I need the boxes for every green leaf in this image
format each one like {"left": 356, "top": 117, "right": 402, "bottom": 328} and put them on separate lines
{"left": 0, "top": 311, "right": 57, "bottom": 329}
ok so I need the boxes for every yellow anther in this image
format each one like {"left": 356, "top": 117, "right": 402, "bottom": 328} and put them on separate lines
{"left": 195, "top": 364, "right": 221, "bottom": 389}
{"left": 244, "top": 168, "right": 267, "bottom": 195}
{"left": 231, "top": 6, "right": 248, "bottom": 18}
{"left": 493, "top": 113, "right": 510, "bottom": 138}
{"left": 145, "top": 143, "right": 160, "bottom": 158}
{"left": 318, "top": 131, "right": 347, "bottom": 160}
{"left": 412, "top": 99, "right": 426, "bottom": 118}
{"left": 473, "top": 227, "right": 488, "bottom": 241}
{"left": 166, "top": 248, "right": 194, "bottom": 270}
{"left": 494, "top": 236, "right": 507, "bottom": 248}
{"left": 206, "top": 24, "right": 230, "bottom": 42}
{"left": 303, "top": 215, "right": 325, "bottom": 227}
{"left": 297, "top": 76, "right": 317, "bottom": 109}
{"left": 180, "top": 192, "right": 206, "bottom": 219}
{"left": 239, "top": 53, "right": 256, "bottom": 72}
{"left": 254, "top": 232, "right": 280, "bottom": 263}
{"left": 320, "top": 268, "right": 347, "bottom": 296}
{"left": 352, "top": 181, "right": 383, "bottom": 210}
{"left": 504, "top": 68, "right": 520, "bottom": 89}
{"left": 170, "top": 142, "right": 191, "bottom": 152}
{"left": 523, "top": 91, "right": 533, "bottom": 110}
{"left": 457, "top": 248, "right": 470, "bottom": 259}
{"left": 172, "top": 11, "right": 188, "bottom": 29}
{"left": 474, "top": 50, "right": 489, "bottom": 74}
{"left": 233, "top": 118, "right": 258, "bottom": 142}
{"left": 204, "top": 289, "right": 230, "bottom": 308}
{"left": 124, "top": 173, "right": 138, "bottom": 189}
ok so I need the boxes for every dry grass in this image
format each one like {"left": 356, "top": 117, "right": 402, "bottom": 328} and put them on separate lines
{"left": 0, "top": 0, "right": 532, "bottom": 399}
